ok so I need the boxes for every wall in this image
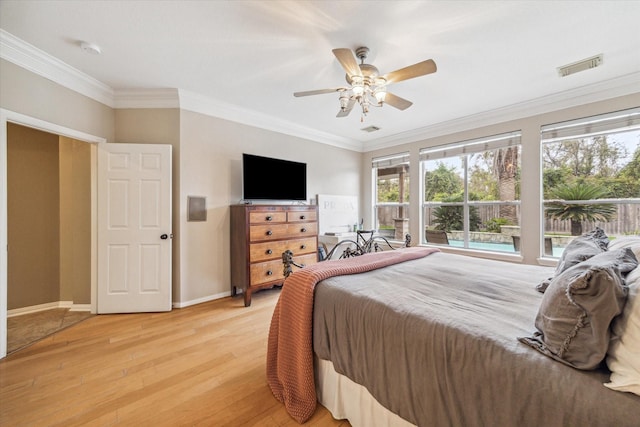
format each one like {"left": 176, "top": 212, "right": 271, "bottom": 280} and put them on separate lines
{"left": 6, "top": 128, "right": 91, "bottom": 309}
{"left": 113, "top": 108, "right": 361, "bottom": 306}
{"left": 1, "top": 57, "right": 363, "bottom": 309}
{"left": 0, "top": 59, "right": 115, "bottom": 143}
{"left": 59, "top": 137, "right": 91, "bottom": 305}
{"left": 363, "top": 92, "right": 640, "bottom": 265}
{"left": 7, "top": 123, "right": 60, "bottom": 309}
{"left": 1, "top": 60, "right": 111, "bottom": 312}
{"left": 177, "top": 110, "right": 361, "bottom": 305}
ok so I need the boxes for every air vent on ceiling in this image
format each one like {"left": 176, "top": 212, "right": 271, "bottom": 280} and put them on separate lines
{"left": 557, "top": 54, "right": 603, "bottom": 77}
{"left": 361, "top": 125, "right": 381, "bottom": 133}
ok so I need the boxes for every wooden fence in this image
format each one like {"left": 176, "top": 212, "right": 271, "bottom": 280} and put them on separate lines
{"left": 380, "top": 203, "right": 640, "bottom": 236}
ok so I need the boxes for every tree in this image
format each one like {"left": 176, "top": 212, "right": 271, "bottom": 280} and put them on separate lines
{"left": 612, "top": 144, "right": 640, "bottom": 197}
{"left": 495, "top": 147, "right": 519, "bottom": 222}
{"left": 544, "top": 182, "right": 617, "bottom": 236}
{"left": 543, "top": 136, "right": 628, "bottom": 179}
{"left": 432, "top": 193, "right": 481, "bottom": 232}
{"left": 424, "top": 162, "right": 462, "bottom": 201}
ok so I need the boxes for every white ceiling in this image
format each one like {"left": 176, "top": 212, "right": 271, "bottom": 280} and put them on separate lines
{"left": 1, "top": 1, "right": 639, "bottom": 151}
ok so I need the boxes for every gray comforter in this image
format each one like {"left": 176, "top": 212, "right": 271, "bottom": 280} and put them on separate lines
{"left": 313, "top": 252, "right": 640, "bottom": 427}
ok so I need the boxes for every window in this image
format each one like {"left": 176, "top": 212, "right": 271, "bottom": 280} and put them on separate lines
{"left": 420, "top": 132, "right": 522, "bottom": 253}
{"left": 542, "top": 107, "right": 640, "bottom": 257}
{"left": 372, "top": 153, "right": 410, "bottom": 241}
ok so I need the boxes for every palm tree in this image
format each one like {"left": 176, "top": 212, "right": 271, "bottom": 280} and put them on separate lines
{"left": 495, "top": 147, "right": 519, "bottom": 223}
{"left": 432, "top": 194, "right": 481, "bottom": 232}
{"left": 544, "top": 182, "right": 617, "bottom": 236}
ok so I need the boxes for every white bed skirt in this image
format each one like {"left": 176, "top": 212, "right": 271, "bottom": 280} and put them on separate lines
{"left": 315, "top": 357, "right": 417, "bottom": 427}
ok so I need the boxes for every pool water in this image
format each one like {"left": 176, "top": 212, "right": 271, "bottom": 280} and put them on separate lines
{"left": 448, "top": 239, "right": 565, "bottom": 257}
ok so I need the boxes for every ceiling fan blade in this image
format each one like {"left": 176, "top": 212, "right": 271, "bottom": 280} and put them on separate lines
{"left": 336, "top": 98, "right": 356, "bottom": 117}
{"left": 332, "top": 48, "right": 362, "bottom": 77}
{"left": 384, "top": 92, "right": 413, "bottom": 110}
{"left": 294, "top": 88, "right": 346, "bottom": 97}
{"left": 384, "top": 59, "right": 437, "bottom": 84}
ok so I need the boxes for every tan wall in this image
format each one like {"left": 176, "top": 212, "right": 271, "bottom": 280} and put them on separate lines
{"left": 0, "top": 60, "right": 114, "bottom": 143}
{"left": 178, "top": 110, "right": 361, "bottom": 304}
{"left": 7, "top": 127, "right": 91, "bottom": 310}
{"left": 59, "top": 137, "right": 91, "bottom": 305}
{"left": 7, "top": 124, "right": 60, "bottom": 309}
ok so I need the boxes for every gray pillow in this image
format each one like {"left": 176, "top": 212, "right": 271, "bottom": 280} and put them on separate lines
{"left": 536, "top": 227, "right": 609, "bottom": 293}
{"left": 520, "top": 248, "right": 637, "bottom": 370}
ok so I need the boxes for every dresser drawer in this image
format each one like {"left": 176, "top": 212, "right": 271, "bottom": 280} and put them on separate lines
{"left": 249, "top": 237, "right": 317, "bottom": 262}
{"left": 249, "top": 222, "right": 318, "bottom": 241}
{"left": 285, "top": 222, "right": 318, "bottom": 238}
{"left": 250, "top": 259, "right": 285, "bottom": 285}
{"left": 287, "top": 210, "right": 317, "bottom": 223}
{"left": 249, "top": 223, "right": 290, "bottom": 241}
{"left": 249, "top": 211, "right": 286, "bottom": 224}
{"left": 250, "top": 253, "right": 318, "bottom": 286}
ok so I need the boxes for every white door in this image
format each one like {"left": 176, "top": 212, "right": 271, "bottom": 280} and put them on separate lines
{"left": 97, "top": 143, "right": 172, "bottom": 313}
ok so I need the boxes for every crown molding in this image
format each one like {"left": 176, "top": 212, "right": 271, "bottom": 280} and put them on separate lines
{"left": 114, "top": 88, "right": 180, "bottom": 109}
{"left": 178, "top": 89, "right": 362, "bottom": 151}
{"left": 364, "top": 72, "right": 640, "bottom": 151}
{"left": 3, "top": 29, "right": 638, "bottom": 153}
{"left": 0, "top": 30, "right": 360, "bottom": 150}
{"left": 0, "top": 29, "right": 115, "bottom": 107}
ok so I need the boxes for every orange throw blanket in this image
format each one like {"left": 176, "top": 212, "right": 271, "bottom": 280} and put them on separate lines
{"left": 266, "top": 246, "right": 440, "bottom": 423}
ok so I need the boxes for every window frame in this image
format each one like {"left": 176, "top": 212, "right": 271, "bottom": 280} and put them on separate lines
{"left": 420, "top": 132, "right": 522, "bottom": 253}
{"left": 540, "top": 107, "right": 640, "bottom": 257}
{"left": 371, "top": 152, "right": 410, "bottom": 241}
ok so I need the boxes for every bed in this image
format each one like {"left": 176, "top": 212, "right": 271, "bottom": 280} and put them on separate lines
{"left": 267, "top": 242, "right": 640, "bottom": 426}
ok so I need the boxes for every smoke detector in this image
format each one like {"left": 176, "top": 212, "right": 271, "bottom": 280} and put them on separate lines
{"left": 557, "top": 54, "right": 603, "bottom": 77}
{"left": 80, "top": 41, "right": 101, "bottom": 55}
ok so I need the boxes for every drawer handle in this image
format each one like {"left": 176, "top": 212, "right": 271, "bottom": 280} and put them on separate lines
{"left": 300, "top": 245, "right": 306, "bottom": 249}
{"left": 266, "top": 270, "right": 273, "bottom": 276}
{"left": 266, "top": 230, "right": 273, "bottom": 236}
{"left": 266, "top": 249, "right": 273, "bottom": 255}
{"left": 301, "top": 228, "right": 307, "bottom": 233}
{"left": 266, "top": 216, "right": 273, "bottom": 221}
{"left": 300, "top": 215, "right": 306, "bottom": 220}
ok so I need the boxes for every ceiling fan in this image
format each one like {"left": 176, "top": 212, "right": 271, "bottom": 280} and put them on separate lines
{"left": 294, "top": 46, "right": 437, "bottom": 119}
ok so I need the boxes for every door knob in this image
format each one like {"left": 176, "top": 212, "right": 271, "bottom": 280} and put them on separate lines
{"left": 160, "top": 234, "right": 168, "bottom": 240}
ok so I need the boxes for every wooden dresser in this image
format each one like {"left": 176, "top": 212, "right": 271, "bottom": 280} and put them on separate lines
{"left": 230, "top": 204, "right": 318, "bottom": 306}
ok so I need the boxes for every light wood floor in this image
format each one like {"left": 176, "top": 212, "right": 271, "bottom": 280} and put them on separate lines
{"left": 0, "top": 288, "right": 350, "bottom": 427}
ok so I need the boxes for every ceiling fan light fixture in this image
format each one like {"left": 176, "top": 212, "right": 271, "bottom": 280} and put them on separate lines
{"left": 293, "top": 46, "right": 437, "bottom": 121}
{"left": 374, "top": 88, "right": 387, "bottom": 104}
{"left": 339, "top": 93, "right": 349, "bottom": 110}
{"left": 351, "top": 76, "right": 364, "bottom": 96}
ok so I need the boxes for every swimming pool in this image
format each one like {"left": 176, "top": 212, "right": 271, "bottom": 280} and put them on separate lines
{"left": 448, "top": 239, "right": 565, "bottom": 257}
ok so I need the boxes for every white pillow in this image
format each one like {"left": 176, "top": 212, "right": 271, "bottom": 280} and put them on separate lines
{"left": 608, "top": 235, "right": 640, "bottom": 260}
{"left": 605, "top": 265, "right": 640, "bottom": 395}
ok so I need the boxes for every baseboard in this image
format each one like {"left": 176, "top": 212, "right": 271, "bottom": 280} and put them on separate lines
{"left": 69, "top": 304, "right": 91, "bottom": 312}
{"left": 7, "top": 301, "right": 74, "bottom": 318}
{"left": 172, "top": 291, "right": 232, "bottom": 309}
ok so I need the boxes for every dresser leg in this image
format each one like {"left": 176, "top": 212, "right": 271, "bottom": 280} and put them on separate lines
{"left": 243, "top": 289, "right": 252, "bottom": 307}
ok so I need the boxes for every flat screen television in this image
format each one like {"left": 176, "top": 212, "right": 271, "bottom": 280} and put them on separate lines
{"left": 242, "top": 153, "right": 307, "bottom": 201}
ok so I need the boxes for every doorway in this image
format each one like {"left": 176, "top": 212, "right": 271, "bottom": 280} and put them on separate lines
{"left": 6, "top": 123, "right": 92, "bottom": 353}
{"left": 1, "top": 109, "right": 104, "bottom": 358}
